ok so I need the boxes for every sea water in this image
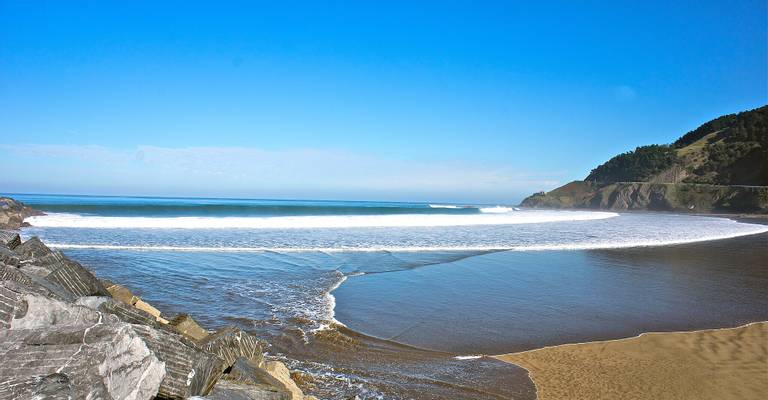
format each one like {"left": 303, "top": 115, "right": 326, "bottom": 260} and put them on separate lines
{"left": 8, "top": 193, "right": 768, "bottom": 399}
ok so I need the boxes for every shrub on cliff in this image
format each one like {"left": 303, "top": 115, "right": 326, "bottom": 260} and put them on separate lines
{"left": 585, "top": 145, "right": 678, "bottom": 183}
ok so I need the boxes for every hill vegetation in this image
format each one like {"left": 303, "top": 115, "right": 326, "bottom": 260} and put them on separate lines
{"left": 522, "top": 105, "right": 768, "bottom": 213}
{"left": 584, "top": 105, "right": 767, "bottom": 186}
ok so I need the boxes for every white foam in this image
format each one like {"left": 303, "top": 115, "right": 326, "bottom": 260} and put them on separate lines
{"left": 42, "top": 223, "right": 768, "bottom": 253}
{"left": 25, "top": 210, "right": 617, "bottom": 229}
{"left": 479, "top": 206, "right": 514, "bottom": 213}
{"left": 428, "top": 204, "right": 461, "bottom": 209}
{"left": 454, "top": 355, "right": 484, "bottom": 360}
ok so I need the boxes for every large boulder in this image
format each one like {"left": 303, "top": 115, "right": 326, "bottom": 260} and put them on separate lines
{"left": 13, "top": 237, "right": 109, "bottom": 298}
{"left": 131, "top": 324, "right": 226, "bottom": 399}
{"left": 0, "top": 281, "right": 118, "bottom": 330}
{"left": 199, "top": 327, "right": 262, "bottom": 368}
{"left": 206, "top": 379, "right": 290, "bottom": 400}
{"left": 0, "top": 197, "right": 42, "bottom": 230}
{"left": 0, "top": 247, "right": 19, "bottom": 267}
{"left": 0, "top": 231, "right": 21, "bottom": 250}
{"left": 0, "top": 322, "right": 166, "bottom": 399}
{"left": 44, "top": 257, "right": 109, "bottom": 298}
{"left": 98, "top": 298, "right": 167, "bottom": 328}
{"left": 170, "top": 313, "right": 210, "bottom": 342}
{"left": 263, "top": 361, "right": 306, "bottom": 400}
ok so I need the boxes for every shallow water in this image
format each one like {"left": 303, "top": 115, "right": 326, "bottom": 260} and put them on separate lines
{"left": 334, "top": 232, "right": 768, "bottom": 355}
{"left": 8, "top": 194, "right": 768, "bottom": 399}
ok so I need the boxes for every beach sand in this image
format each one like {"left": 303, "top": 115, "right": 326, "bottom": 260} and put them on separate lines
{"left": 495, "top": 322, "right": 768, "bottom": 400}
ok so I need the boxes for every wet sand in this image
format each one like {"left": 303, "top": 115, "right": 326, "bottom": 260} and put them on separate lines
{"left": 495, "top": 322, "right": 768, "bottom": 400}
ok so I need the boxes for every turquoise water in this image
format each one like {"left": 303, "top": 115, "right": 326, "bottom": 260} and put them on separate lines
{"left": 7, "top": 193, "right": 768, "bottom": 399}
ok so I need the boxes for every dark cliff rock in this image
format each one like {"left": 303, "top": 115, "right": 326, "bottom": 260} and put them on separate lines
{"left": 522, "top": 181, "right": 768, "bottom": 213}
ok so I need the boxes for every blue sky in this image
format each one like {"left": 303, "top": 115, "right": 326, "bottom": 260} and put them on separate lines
{"left": 1, "top": 1, "right": 766, "bottom": 203}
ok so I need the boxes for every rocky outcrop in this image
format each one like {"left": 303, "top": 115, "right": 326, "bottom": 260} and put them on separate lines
{"left": 0, "top": 196, "right": 314, "bottom": 399}
{"left": 0, "top": 197, "right": 42, "bottom": 230}
{"left": 522, "top": 181, "right": 768, "bottom": 213}
{"left": 0, "top": 221, "right": 315, "bottom": 399}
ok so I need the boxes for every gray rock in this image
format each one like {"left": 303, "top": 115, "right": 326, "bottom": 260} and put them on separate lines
{"left": 206, "top": 380, "right": 290, "bottom": 400}
{"left": 0, "top": 282, "right": 22, "bottom": 329}
{"left": 0, "top": 322, "right": 165, "bottom": 400}
{"left": 0, "top": 247, "right": 19, "bottom": 267}
{"left": 200, "top": 327, "right": 264, "bottom": 368}
{"left": 99, "top": 298, "right": 166, "bottom": 328}
{"left": 1, "top": 283, "right": 118, "bottom": 330}
{"left": 132, "top": 324, "right": 226, "bottom": 399}
{"left": 14, "top": 236, "right": 52, "bottom": 259}
{"left": 75, "top": 295, "right": 111, "bottom": 309}
{"left": 0, "top": 231, "right": 21, "bottom": 250}
{"left": 0, "top": 197, "right": 42, "bottom": 230}
{"left": 44, "top": 258, "right": 109, "bottom": 298}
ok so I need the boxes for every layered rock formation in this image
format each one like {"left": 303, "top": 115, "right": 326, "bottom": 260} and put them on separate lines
{"left": 0, "top": 199, "right": 315, "bottom": 400}
{"left": 522, "top": 181, "right": 768, "bottom": 213}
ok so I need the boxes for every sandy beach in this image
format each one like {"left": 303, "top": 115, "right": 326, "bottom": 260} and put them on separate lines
{"left": 495, "top": 322, "right": 768, "bottom": 400}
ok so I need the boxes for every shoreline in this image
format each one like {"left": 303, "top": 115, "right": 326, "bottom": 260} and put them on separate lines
{"left": 494, "top": 321, "right": 768, "bottom": 400}
{"left": 6, "top": 195, "right": 768, "bottom": 399}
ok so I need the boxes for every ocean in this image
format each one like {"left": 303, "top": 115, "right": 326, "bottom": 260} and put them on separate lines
{"left": 8, "top": 193, "right": 768, "bottom": 399}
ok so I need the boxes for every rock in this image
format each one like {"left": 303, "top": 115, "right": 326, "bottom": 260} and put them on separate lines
{"left": 0, "top": 231, "right": 21, "bottom": 250}
{"left": 131, "top": 323, "right": 226, "bottom": 399}
{"left": 222, "top": 357, "right": 290, "bottom": 398}
{"left": 0, "top": 282, "right": 23, "bottom": 329}
{"left": 44, "top": 257, "right": 109, "bottom": 298}
{"left": 104, "top": 282, "right": 168, "bottom": 323}
{"left": 263, "top": 361, "right": 305, "bottom": 400}
{"left": 0, "top": 197, "right": 42, "bottom": 230}
{"left": 0, "top": 265, "right": 34, "bottom": 287}
{"left": 135, "top": 298, "right": 162, "bottom": 318}
{"left": 171, "top": 313, "right": 210, "bottom": 342}
{"left": 31, "top": 373, "right": 74, "bottom": 399}
{"left": 6, "top": 289, "right": 118, "bottom": 330}
{"left": 206, "top": 380, "right": 290, "bottom": 400}
{"left": 106, "top": 282, "right": 139, "bottom": 305}
{"left": 74, "top": 295, "right": 111, "bottom": 309}
{"left": 98, "top": 298, "right": 166, "bottom": 328}
{"left": 0, "top": 247, "right": 20, "bottom": 267}
{"left": 14, "top": 236, "right": 52, "bottom": 259}
{"left": 0, "top": 322, "right": 166, "bottom": 400}
{"left": 200, "top": 327, "right": 263, "bottom": 368}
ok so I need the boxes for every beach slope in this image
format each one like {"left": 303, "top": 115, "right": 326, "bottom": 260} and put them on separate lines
{"left": 495, "top": 322, "right": 768, "bottom": 400}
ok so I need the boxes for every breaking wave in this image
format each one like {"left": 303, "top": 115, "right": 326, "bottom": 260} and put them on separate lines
{"left": 25, "top": 210, "right": 617, "bottom": 229}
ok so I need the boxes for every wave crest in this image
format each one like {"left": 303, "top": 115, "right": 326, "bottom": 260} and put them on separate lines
{"left": 25, "top": 210, "right": 617, "bottom": 229}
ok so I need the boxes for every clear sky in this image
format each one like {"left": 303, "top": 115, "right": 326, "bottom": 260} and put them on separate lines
{"left": 1, "top": 1, "right": 766, "bottom": 203}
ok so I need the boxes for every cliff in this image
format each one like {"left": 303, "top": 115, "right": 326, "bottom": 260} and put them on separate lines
{"left": 522, "top": 106, "right": 768, "bottom": 213}
{"left": 522, "top": 181, "right": 768, "bottom": 213}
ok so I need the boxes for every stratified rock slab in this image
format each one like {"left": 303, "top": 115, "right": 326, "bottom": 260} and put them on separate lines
{"left": 170, "top": 313, "right": 210, "bottom": 341}
{"left": 0, "top": 231, "right": 21, "bottom": 250}
{"left": 45, "top": 258, "right": 109, "bottom": 298}
{"left": 132, "top": 324, "right": 226, "bottom": 399}
{"left": 206, "top": 379, "right": 290, "bottom": 400}
{"left": 0, "top": 322, "right": 165, "bottom": 400}
{"left": 200, "top": 327, "right": 263, "bottom": 368}
{"left": 99, "top": 298, "right": 165, "bottom": 328}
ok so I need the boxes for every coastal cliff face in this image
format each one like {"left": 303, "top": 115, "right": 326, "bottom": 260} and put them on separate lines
{"left": 522, "top": 181, "right": 768, "bottom": 213}
{"left": 0, "top": 199, "right": 316, "bottom": 400}
{"left": 522, "top": 106, "right": 768, "bottom": 213}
